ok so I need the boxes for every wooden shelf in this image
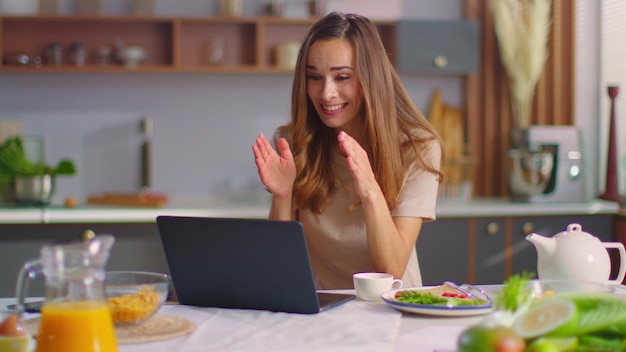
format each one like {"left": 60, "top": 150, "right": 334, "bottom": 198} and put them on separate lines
{"left": 0, "top": 15, "right": 400, "bottom": 74}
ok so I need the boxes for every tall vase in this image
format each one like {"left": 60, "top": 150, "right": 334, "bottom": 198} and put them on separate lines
{"left": 599, "top": 85, "right": 624, "bottom": 204}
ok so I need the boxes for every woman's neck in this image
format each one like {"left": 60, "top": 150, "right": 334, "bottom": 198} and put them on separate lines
{"left": 334, "top": 122, "right": 371, "bottom": 156}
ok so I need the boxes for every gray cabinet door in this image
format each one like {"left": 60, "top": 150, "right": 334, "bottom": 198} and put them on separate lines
{"left": 510, "top": 215, "right": 614, "bottom": 279}
{"left": 416, "top": 218, "right": 470, "bottom": 285}
{"left": 0, "top": 223, "right": 169, "bottom": 297}
{"left": 396, "top": 20, "right": 479, "bottom": 75}
{"left": 474, "top": 218, "right": 507, "bottom": 284}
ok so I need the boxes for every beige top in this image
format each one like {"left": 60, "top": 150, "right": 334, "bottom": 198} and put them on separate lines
{"left": 299, "top": 142, "right": 440, "bottom": 289}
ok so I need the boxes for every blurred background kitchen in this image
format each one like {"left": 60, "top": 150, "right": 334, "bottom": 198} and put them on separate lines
{"left": 0, "top": 0, "right": 471, "bottom": 205}
{"left": 1, "top": 0, "right": 626, "bottom": 296}
{"left": 0, "top": 0, "right": 623, "bottom": 206}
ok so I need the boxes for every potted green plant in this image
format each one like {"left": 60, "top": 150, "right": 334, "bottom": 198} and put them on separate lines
{"left": 0, "top": 137, "right": 76, "bottom": 204}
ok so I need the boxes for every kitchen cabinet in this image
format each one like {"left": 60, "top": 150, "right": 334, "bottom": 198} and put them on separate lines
{"left": 417, "top": 217, "right": 507, "bottom": 286}
{"left": 0, "top": 15, "right": 386, "bottom": 73}
{"left": 416, "top": 218, "right": 469, "bottom": 285}
{"left": 0, "top": 15, "right": 478, "bottom": 74}
{"left": 396, "top": 20, "right": 479, "bottom": 75}
{"left": 0, "top": 223, "right": 167, "bottom": 297}
{"left": 417, "top": 214, "right": 615, "bottom": 286}
{"left": 473, "top": 217, "right": 507, "bottom": 284}
{"left": 0, "top": 200, "right": 616, "bottom": 296}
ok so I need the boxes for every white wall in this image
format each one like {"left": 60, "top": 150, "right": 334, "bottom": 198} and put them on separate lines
{"left": 600, "top": 0, "right": 626, "bottom": 196}
{"left": 573, "top": 0, "right": 626, "bottom": 201}
{"left": 0, "top": 0, "right": 465, "bottom": 203}
{"left": 575, "top": 0, "right": 602, "bottom": 201}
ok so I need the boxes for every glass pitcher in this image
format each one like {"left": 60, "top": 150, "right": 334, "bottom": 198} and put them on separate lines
{"left": 16, "top": 235, "right": 118, "bottom": 352}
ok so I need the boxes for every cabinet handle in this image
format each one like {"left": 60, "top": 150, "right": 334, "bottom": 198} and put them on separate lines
{"left": 486, "top": 222, "right": 499, "bottom": 236}
{"left": 522, "top": 222, "right": 534, "bottom": 235}
{"left": 433, "top": 55, "right": 448, "bottom": 68}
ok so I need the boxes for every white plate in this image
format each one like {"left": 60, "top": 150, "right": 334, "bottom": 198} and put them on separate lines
{"left": 381, "top": 286, "right": 494, "bottom": 317}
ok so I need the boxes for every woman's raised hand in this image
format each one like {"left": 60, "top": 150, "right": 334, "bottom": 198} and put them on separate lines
{"left": 252, "top": 133, "right": 296, "bottom": 199}
{"left": 337, "top": 131, "right": 382, "bottom": 201}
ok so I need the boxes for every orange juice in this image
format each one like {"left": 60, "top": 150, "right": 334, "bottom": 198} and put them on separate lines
{"left": 36, "top": 300, "right": 117, "bottom": 352}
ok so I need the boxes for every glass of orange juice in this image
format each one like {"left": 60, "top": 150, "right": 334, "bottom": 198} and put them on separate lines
{"left": 15, "top": 235, "right": 118, "bottom": 352}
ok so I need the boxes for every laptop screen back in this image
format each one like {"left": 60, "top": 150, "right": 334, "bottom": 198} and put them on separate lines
{"left": 156, "top": 216, "right": 322, "bottom": 314}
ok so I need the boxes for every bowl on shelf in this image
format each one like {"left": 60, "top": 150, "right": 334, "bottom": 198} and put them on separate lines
{"left": 118, "top": 45, "right": 146, "bottom": 68}
{"left": 105, "top": 271, "right": 171, "bottom": 325}
{"left": 12, "top": 174, "right": 55, "bottom": 205}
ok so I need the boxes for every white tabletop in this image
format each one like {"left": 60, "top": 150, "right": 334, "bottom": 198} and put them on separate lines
{"left": 0, "top": 288, "right": 500, "bottom": 352}
{"left": 19, "top": 284, "right": 626, "bottom": 352}
{"left": 18, "top": 284, "right": 626, "bottom": 352}
{"left": 5, "top": 287, "right": 626, "bottom": 351}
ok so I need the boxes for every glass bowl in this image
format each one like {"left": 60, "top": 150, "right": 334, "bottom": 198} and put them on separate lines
{"left": 105, "top": 271, "right": 171, "bottom": 325}
{"left": 525, "top": 279, "right": 615, "bottom": 300}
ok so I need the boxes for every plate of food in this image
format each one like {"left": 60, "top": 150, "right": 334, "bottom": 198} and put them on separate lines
{"left": 381, "top": 282, "right": 493, "bottom": 317}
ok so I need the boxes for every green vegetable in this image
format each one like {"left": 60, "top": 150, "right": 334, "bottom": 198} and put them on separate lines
{"left": 0, "top": 137, "right": 32, "bottom": 177}
{"left": 576, "top": 334, "right": 625, "bottom": 351}
{"left": 526, "top": 336, "right": 578, "bottom": 352}
{"left": 0, "top": 137, "right": 76, "bottom": 185}
{"left": 561, "top": 293, "right": 626, "bottom": 337}
{"left": 458, "top": 273, "right": 626, "bottom": 352}
{"left": 54, "top": 159, "right": 76, "bottom": 175}
{"left": 394, "top": 291, "right": 486, "bottom": 306}
{"left": 496, "top": 271, "right": 535, "bottom": 312}
{"left": 458, "top": 325, "right": 525, "bottom": 352}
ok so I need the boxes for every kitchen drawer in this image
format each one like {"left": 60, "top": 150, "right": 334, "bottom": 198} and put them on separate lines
{"left": 396, "top": 20, "right": 479, "bottom": 75}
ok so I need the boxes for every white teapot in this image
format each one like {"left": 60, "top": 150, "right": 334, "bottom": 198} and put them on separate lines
{"left": 526, "top": 223, "right": 626, "bottom": 284}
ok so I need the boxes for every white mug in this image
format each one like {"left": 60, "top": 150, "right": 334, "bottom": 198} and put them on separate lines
{"left": 353, "top": 272, "right": 403, "bottom": 302}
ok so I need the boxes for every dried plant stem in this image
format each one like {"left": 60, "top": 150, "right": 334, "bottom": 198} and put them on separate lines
{"left": 489, "top": 0, "right": 552, "bottom": 129}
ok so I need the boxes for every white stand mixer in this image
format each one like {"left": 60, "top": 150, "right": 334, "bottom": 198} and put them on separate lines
{"left": 508, "top": 126, "right": 585, "bottom": 203}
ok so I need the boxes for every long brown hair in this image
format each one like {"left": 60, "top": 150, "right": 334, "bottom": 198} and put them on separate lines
{"left": 278, "top": 12, "right": 443, "bottom": 214}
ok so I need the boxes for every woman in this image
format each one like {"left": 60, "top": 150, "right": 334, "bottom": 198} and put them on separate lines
{"left": 252, "top": 12, "right": 443, "bottom": 289}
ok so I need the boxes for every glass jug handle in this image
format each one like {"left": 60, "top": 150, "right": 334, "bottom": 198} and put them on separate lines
{"left": 15, "top": 259, "right": 42, "bottom": 317}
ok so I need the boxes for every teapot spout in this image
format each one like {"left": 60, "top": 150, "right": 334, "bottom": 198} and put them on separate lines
{"left": 526, "top": 232, "right": 556, "bottom": 258}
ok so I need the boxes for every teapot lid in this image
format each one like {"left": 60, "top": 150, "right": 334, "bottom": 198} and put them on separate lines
{"left": 554, "top": 223, "right": 597, "bottom": 240}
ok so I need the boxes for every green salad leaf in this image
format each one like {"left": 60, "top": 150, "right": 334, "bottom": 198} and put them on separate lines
{"left": 577, "top": 334, "right": 625, "bottom": 351}
{"left": 495, "top": 271, "right": 535, "bottom": 312}
{"left": 561, "top": 292, "right": 626, "bottom": 336}
{"left": 394, "top": 291, "right": 486, "bottom": 306}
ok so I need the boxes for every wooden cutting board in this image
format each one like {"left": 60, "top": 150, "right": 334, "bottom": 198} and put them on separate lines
{"left": 87, "top": 192, "right": 168, "bottom": 207}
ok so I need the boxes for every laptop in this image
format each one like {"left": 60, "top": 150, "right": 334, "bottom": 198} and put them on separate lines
{"left": 156, "top": 216, "right": 355, "bottom": 314}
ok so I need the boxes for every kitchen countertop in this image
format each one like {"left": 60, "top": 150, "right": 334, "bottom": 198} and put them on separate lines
{"left": 0, "top": 197, "right": 619, "bottom": 224}
{"left": 435, "top": 197, "right": 620, "bottom": 217}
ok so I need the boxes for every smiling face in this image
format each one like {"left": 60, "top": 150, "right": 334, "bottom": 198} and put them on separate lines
{"left": 305, "top": 38, "right": 365, "bottom": 138}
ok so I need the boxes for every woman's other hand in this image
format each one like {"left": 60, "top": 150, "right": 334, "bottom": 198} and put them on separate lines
{"left": 337, "top": 131, "right": 382, "bottom": 201}
{"left": 252, "top": 133, "right": 296, "bottom": 199}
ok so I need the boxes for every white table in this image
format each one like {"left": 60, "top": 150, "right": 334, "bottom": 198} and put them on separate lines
{"left": 0, "top": 289, "right": 499, "bottom": 352}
